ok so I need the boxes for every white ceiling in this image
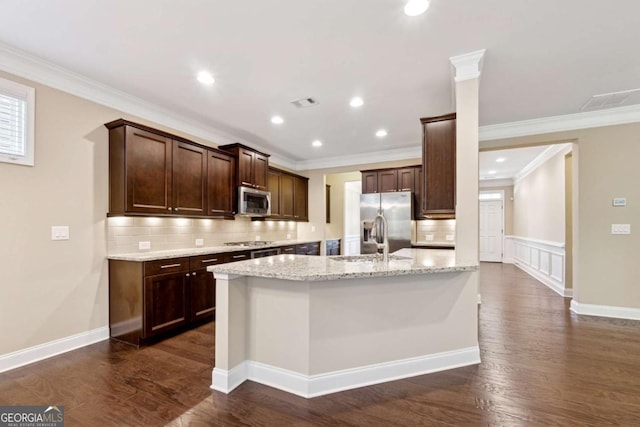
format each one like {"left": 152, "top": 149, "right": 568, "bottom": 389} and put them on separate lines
{"left": 479, "top": 146, "right": 550, "bottom": 181}
{"left": 2, "top": 1, "right": 640, "bottom": 168}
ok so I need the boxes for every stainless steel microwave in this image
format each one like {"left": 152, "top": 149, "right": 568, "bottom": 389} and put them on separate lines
{"left": 238, "top": 186, "right": 271, "bottom": 217}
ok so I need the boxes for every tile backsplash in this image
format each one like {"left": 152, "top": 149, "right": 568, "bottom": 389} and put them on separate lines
{"left": 107, "top": 216, "right": 298, "bottom": 254}
{"left": 413, "top": 219, "right": 456, "bottom": 244}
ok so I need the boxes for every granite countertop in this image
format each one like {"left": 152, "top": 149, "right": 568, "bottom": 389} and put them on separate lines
{"left": 208, "top": 248, "right": 477, "bottom": 281}
{"left": 107, "top": 240, "right": 319, "bottom": 262}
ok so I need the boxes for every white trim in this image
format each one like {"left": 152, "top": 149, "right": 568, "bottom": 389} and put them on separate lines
{"left": 570, "top": 300, "right": 640, "bottom": 320}
{"left": 513, "top": 144, "right": 571, "bottom": 184}
{"left": 0, "top": 77, "right": 35, "bottom": 166}
{"left": 450, "top": 50, "right": 486, "bottom": 82}
{"left": 211, "top": 346, "right": 480, "bottom": 398}
{"left": 0, "top": 41, "right": 296, "bottom": 171}
{"left": 506, "top": 236, "right": 570, "bottom": 297}
{"left": 479, "top": 103, "right": 640, "bottom": 142}
{"left": 477, "top": 294, "right": 482, "bottom": 305}
{"left": 297, "top": 145, "right": 421, "bottom": 171}
{"left": 0, "top": 327, "right": 109, "bottom": 373}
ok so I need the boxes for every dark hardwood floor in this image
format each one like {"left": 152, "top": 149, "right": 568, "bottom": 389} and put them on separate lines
{"left": 2, "top": 263, "right": 640, "bottom": 425}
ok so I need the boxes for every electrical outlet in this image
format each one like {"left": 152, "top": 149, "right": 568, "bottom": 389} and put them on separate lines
{"left": 311, "top": 225, "right": 316, "bottom": 232}
{"left": 139, "top": 241, "right": 151, "bottom": 250}
{"left": 286, "top": 233, "right": 292, "bottom": 240}
{"left": 425, "top": 234, "right": 434, "bottom": 241}
{"left": 255, "top": 235, "right": 261, "bottom": 241}
{"left": 195, "top": 238, "right": 204, "bottom": 247}
{"left": 445, "top": 234, "right": 454, "bottom": 241}
{"left": 611, "top": 224, "right": 631, "bottom": 235}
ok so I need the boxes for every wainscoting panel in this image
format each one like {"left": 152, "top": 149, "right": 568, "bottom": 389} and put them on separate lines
{"left": 503, "top": 236, "right": 570, "bottom": 297}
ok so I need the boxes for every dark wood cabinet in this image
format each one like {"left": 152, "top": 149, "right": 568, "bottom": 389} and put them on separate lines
{"left": 266, "top": 167, "right": 309, "bottom": 222}
{"left": 421, "top": 113, "right": 456, "bottom": 218}
{"left": 144, "top": 270, "right": 189, "bottom": 338}
{"left": 173, "top": 141, "right": 207, "bottom": 216}
{"left": 279, "top": 245, "right": 296, "bottom": 255}
{"left": 106, "top": 119, "right": 238, "bottom": 219}
{"left": 326, "top": 185, "right": 331, "bottom": 224}
{"left": 361, "top": 171, "right": 378, "bottom": 194}
{"left": 189, "top": 254, "right": 228, "bottom": 322}
{"left": 207, "top": 150, "right": 236, "bottom": 217}
{"left": 219, "top": 143, "right": 270, "bottom": 191}
{"left": 361, "top": 167, "right": 419, "bottom": 194}
{"left": 294, "top": 176, "right": 309, "bottom": 221}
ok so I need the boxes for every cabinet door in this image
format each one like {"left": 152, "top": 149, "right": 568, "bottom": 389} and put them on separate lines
{"left": 267, "top": 170, "right": 281, "bottom": 217}
{"left": 377, "top": 170, "right": 398, "bottom": 193}
{"left": 307, "top": 242, "right": 320, "bottom": 256}
{"left": 280, "top": 173, "right": 295, "bottom": 218}
{"left": 238, "top": 148, "right": 255, "bottom": 188}
{"left": 189, "top": 268, "right": 215, "bottom": 322}
{"left": 280, "top": 245, "right": 296, "bottom": 255}
{"left": 254, "top": 153, "right": 269, "bottom": 190}
{"left": 422, "top": 117, "right": 456, "bottom": 216}
{"left": 125, "top": 127, "right": 173, "bottom": 214}
{"left": 397, "top": 168, "right": 415, "bottom": 192}
{"left": 173, "top": 141, "right": 207, "bottom": 216}
{"left": 361, "top": 172, "right": 378, "bottom": 194}
{"left": 144, "top": 272, "right": 188, "bottom": 337}
{"left": 208, "top": 150, "right": 235, "bottom": 217}
{"left": 414, "top": 166, "right": 425, "bottom": 219}
{"left": 294, "top": 176, "right": 308, "bottom": 221}
{"left": 295, "top": 244, "right": 309, "bottom": 255}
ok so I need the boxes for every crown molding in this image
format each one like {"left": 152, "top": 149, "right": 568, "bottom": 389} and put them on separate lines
{"left": 296, "top": 145, "right": 421, "bottom": 171}
{"left": 0, "top": 41, "right": 298, "bottom": 170}
{"left": 480, "top": 178, "right": 513, "bottom": 188}
{"left": 450, "top": 49, "right": 486, "bottom": 82}
{"left": 479, "top": 103, "right": 640, "bottom": 141}
{"left": 513, "top": 143, "right": 571, "bottom": 184}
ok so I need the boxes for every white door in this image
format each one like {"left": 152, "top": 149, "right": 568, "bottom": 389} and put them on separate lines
{"left": 479, "top": 200, "right": 503, "bottom": 262}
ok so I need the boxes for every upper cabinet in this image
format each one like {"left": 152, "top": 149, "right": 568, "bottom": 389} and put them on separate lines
{"left": 106, "top": 119, "right": 235, "bottom": 218}
{"left": 361, "top": 167, "right": 418, "bottom": 194}
{"left": 218, "top": 143, "right": 269, "bottom": 190}
{"left": 421, "top": 113, "right": 456, "bottom": 219}
{"left": 266, "top": 167, "right": 309, "bottom": 222}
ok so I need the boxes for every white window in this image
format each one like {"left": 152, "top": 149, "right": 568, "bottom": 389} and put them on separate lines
{"left": 0, "top": 77, "right": 35, "bottom": 166}
{"left": 479, "top": 191, "right": 503, "bottom": 201}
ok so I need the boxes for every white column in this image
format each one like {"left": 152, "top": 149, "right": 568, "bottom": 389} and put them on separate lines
{"left": 450, "top": 50, "right": 485, "bottom": 265}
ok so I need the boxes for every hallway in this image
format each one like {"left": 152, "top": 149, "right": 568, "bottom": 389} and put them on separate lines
{"left": 1, "top": 263, "right": 639, "bottom": 425}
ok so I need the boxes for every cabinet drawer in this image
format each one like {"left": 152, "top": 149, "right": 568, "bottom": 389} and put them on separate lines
{"left": 227, "top": 250, "right": 252, "bottom": 262}
{"left": 144, "top": 257, "right": 190, "bottom": 276}
{"left": 190, "top": 254, "right": 228, "bottom": 269}
{"left": 280, "top": 245, "right": 296, "bottom": 254}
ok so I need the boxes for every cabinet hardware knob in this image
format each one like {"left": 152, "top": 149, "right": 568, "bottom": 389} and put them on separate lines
{"left": 185, "top": 273, "right": 190, "bottom": 277}
{"left": 175, "top": 208, "right": 179, "bottom": 211}
{"left": 192, "top": 272, "right": 196, "bottom": 276}
{"left": 168, "top": 207, "right": 172, "bottom": 211}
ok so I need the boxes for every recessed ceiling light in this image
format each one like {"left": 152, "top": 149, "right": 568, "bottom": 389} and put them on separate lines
{"left": 312, "top": 140, "right": 323, "bottom": 147}
{"left": 349, "top": 97, "right": 364, "bottom": 108}
{"left": 488, "top": 170, "right": 497, "bottom": 175}
{"left": 271, "top": 116, "right": 284, "bottom": 125}
{"left": 376, "top": 129, "right": 388, "bottom": 138}
{"left": 496, "top": 157, "right": 506, "bottom": 163}
{"left": 197, "top": 71, "right": 215, "bottom": 85}
{"left": 404, "top": 0, "right": 430, "bottom": 16}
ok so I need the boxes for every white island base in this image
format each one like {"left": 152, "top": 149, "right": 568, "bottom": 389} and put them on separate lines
{"left": 209, "top": 251, "right": 480, "bottom": 398}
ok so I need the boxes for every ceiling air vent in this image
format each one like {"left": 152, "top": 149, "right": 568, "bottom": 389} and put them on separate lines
{"left": 580, "top": 88, "right": 640, "bottom": 111}
{"left": 291, "top": 97, "right": 319, "bottom": 108}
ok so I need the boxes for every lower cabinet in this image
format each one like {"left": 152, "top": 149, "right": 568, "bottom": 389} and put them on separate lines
{"left": 296, "top": 241, "right": 321, "bottom": 255}
{"left": 144, "top": 270, "right": 189, "bottom": 338}
{"left": 326, "top": 238, "right": 341, "bottom": 255}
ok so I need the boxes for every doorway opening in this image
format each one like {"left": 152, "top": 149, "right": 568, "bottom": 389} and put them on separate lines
{"left": 479, "top": 190, "right": 504, "bottom": 262}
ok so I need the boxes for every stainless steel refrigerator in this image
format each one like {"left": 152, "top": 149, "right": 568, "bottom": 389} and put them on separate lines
{"left": 360, "top": 191, "right": 412, "bottom": 254}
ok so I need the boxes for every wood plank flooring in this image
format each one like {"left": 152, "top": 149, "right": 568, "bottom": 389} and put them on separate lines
{"left": 2, "top": 263, "right": 640, "bottom": 425}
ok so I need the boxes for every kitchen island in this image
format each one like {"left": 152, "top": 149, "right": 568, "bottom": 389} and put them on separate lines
{"left": 208, "top": 249, "right": 480, "bottom": 398}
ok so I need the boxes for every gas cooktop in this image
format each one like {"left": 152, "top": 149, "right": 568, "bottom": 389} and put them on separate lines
{"left": 224, "top": 241, "right": 274, "bottom": 247}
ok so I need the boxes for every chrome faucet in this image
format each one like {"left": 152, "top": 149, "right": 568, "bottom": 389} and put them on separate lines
{"left": 373, "top": 212, "right": 389, "bottom": 263}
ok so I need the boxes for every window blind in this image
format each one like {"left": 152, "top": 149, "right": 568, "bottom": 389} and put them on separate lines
{"left": 0, "top": 92, "right": 27, "bottom": 158}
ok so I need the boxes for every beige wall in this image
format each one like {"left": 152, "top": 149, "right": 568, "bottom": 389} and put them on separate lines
{"left": 325, "top": 172, "right": 361, "bottom": 241}
{"left": 513, "top": 149, "right": 567, "bottom": 242}
{"left": 482, "top": 124, "right": 640, "bottom": 308}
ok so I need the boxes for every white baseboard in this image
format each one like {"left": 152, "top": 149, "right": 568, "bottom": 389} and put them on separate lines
{"left": 502, "top": 256, "right": 514, "bottom": 264}
{"left": 0, "top": 327, "right": 109, "bottom": 373}
{"left": 513, "top": 261, "right": 571, "bottom": 297}
{"left": 211, "top": 346, "right": 481, "bottom": 398}
{"left": 570, "top": 300, "right": 640, "bottom": 320}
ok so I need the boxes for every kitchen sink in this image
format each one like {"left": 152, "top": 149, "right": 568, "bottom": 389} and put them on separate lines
{"left": 329, "top": 254, "right": 412, "bottom": 263}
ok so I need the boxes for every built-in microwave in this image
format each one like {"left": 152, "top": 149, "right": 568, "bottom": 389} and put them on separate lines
{"left": 238, "top": 186, "right": 271, "bottom": 217}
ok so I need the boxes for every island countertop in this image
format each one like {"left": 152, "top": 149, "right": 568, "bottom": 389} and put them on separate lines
{"left": 207, "top": 248, "right": 477, "bottom": 281}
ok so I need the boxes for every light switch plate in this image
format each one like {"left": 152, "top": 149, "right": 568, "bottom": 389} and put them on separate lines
{"left": 51, "top": 226, "right": 70, "bottom": 241}
{"left": 195, "top": 238, "right": 204, "bottom": 247}
{"left": 611, "top": 224, "right": 631, "bottom": 235}
{"left": 613, "top": 198, "right": 627, "bottom": 207}
{"left": 286, "top": 233, "right": 292, "bottom": 240}
{"left": 446, "top": 234, "right": 454, "bottom": 241}
{"left": 139, "top": 241, "right": 151, "bottom": 250}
